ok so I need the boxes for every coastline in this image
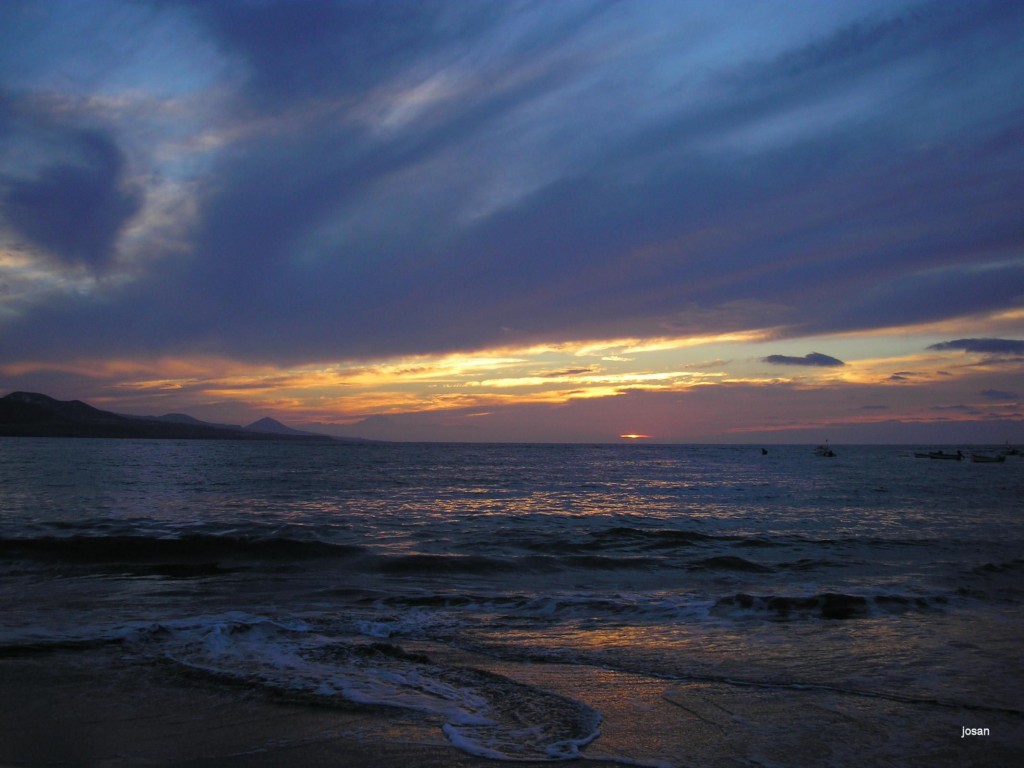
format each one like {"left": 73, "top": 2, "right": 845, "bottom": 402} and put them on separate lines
{"left": 2, "top": 645, "right": 1021, "bottom": 767}
{"left": 0, "top": 647, "right": 522, "bottom": 768}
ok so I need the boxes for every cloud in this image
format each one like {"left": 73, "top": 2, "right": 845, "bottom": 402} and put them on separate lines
{"left": 980, "top": 389, "right": 1019, "bottom": 400}
{"left": 0, "top": 0, "right": 1022, "bottom": 375}
{"left": 1, "top": 128, "right": 142, "bottom": 270}
{"left": 540, "top": 367, "right": 595, "bottom": 379}
{"left": 928, "top": 338, "right": 1024, "bottom": 355}
{"left": 762, "top": 352, "right": 845, "bottom": 367}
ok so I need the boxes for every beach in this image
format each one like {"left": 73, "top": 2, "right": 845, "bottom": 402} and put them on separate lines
{"left": 1, "top": 440, "right": 1022, "bottom": 766}
{"left": 3, "top": 637, "right": 1020, "bottom": 767}
{"left": 0, "top": 645, "right": 522, "bottom": 768}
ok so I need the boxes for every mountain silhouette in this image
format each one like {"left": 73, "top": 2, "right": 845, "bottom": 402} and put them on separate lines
{"left": 0, "top": 391, "right": 349, "bottom": 441}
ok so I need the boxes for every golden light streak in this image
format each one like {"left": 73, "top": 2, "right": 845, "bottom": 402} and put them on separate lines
{"left": 559, "top": 329, "right": 772, "bottom": 358}
{"left": 624, "top": 330, "right": 773, "bottom": 354}
{"left": 11, "top": 318, "right": 1018, "bottom": 431}
{"left": 477, "top": 371, "right": 720, "bottom": 389}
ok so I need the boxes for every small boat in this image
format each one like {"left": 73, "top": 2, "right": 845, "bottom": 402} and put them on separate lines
{"left": 914, "top": 450, "right": 963, "bottom": 460}
{"left": 815, "top": 443, "right": 836, "bottom": 458}
{"left": 971, "top": 453, "right": 1006, "bottom": 463}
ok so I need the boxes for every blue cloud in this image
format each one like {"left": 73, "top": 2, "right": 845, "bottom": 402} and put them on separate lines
{"left": 980, "top": 389, "right": 1020, "bottom": 400}
{"left": 2, "top": 129, "right": 141, "bottom": 270}
{"left": 762, "top": 352, "right": 845, "bottom": 367}
{"left": 928, "top": 339, "right": 1024, "bottom": 355}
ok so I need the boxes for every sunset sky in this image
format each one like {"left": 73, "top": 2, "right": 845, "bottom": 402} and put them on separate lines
{"left": 1, "top": 0, "right": 1022, "bottom": 443}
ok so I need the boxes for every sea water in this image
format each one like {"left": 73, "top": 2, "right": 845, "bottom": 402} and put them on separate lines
{"left": 1, "top": 439, "right": 1022, "bottom": 764}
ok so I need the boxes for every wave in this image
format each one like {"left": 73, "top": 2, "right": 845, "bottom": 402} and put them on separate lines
{"left": 518, "top": 526, "right": 925, "bottom": 560}
{"left": 513, "top": 526, "right": 728, "bottom": 557}
{"left": 371, "top": 552, "right": 666, "bottom": 576}
{"left": 711, "top": 592, "right": 948, "bottom": 621}
{"left": 960, "top": 558, "right": 1024, "bottom": 600}
{"left": 130, "top": 616, "right": 601, "bottom": 761}
{"left": 689, "top": 556, "right": 774, "bottom": 573}
{"left": 0, "top": 533, "right": 770, "bottom": 578}
{"left": 970, "top": 558, "right": 1024, "bottom": 575}
{"left": 350, "top": 586, "right": 955, "bottom": 639}
{"left": 778, "top": 558, "right": 847, "bottom": 571}
{"left": 0, "top": 534, "right": 367, "bottom": 567}
{"left": 372, "top": 554, "right": 523, "bottom": 575}
{"left": 589, "top": 526, "right": 721, "bottom": 548}
{"left": 731, "top": 538, "right": 787, "bottom": 548}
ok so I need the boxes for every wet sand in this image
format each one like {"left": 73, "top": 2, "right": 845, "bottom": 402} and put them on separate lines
{"left": 0, "top": 647, "right": 645, "bottom": 768}
{"left": 0, "top": 649, "right": 515, "bottom": 768}
{"left": 1, "top": 646, "right": 1020, "bottom": 767}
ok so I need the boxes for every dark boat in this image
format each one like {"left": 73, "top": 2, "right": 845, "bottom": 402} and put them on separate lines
{"left": 914, "top": 450, "right": 963, "bottom": 460}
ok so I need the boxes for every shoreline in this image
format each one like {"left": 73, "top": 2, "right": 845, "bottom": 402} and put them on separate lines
{"left": 0, "top": 647, "right": 643, "bottom": 768}
{"left": 3, "top": 645, "right": 1022, "bottom": 767}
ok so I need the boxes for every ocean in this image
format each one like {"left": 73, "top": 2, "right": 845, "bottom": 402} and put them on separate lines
{"left": 1, "top": 439, "right": 1022, "bottom": 766}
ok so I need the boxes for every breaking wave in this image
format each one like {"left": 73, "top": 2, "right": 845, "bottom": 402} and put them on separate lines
{"left": 130, "top": 616, "right": 601, "bottom": 761}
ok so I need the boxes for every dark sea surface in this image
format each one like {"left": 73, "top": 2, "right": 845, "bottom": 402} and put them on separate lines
{"left": 2, "top": 439, "right": 1022, "bottom": 765}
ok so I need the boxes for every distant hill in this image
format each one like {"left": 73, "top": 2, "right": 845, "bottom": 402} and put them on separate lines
{"left": 149, "top": 413, "right": 243, "bottom": 431}
{"left": 0, "top": 391, "right": 346, "bottom": 442}
{"left": 244, "top": 416, "right": 321, "bottom": 437}
{"left": 240, "top": 417, "right": 375, "bottom": 443}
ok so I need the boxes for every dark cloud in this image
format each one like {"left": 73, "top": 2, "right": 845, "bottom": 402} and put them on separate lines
{"left": 980, "top": 389, "right": 1020, "bottom": 400}
{"left": 772, "top": 177, "right": 1024, "bottom": 339}
{"left": 1, "top": 129, "right": 141, "bottom": 270}
{"left": 928, "top": 338, "right": 1024, "bottom": 355}
{"left": 186, "top": 0, "right": 540, "bottom": 106}
{"left": 762, "top": 353, "right": 845, "bottom": 367}
{"left": 541, "top": 367, "right": 595, "bottom": 379}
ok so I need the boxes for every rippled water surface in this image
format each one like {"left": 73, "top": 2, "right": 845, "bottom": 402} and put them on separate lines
{"left": 2, "top": 439, "right": 1022, "bottom": 763}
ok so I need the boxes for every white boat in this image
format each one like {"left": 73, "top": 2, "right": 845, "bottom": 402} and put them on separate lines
{"left": 971, "top": 453, "right": 1005, "bottom": 463}
{"left": 814, "top": 443, "right": 836, "bottom": 458}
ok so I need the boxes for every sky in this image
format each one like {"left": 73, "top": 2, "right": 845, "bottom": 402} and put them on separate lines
{"left": 1, "top": 0, "right": 1023, "bottom": 443}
